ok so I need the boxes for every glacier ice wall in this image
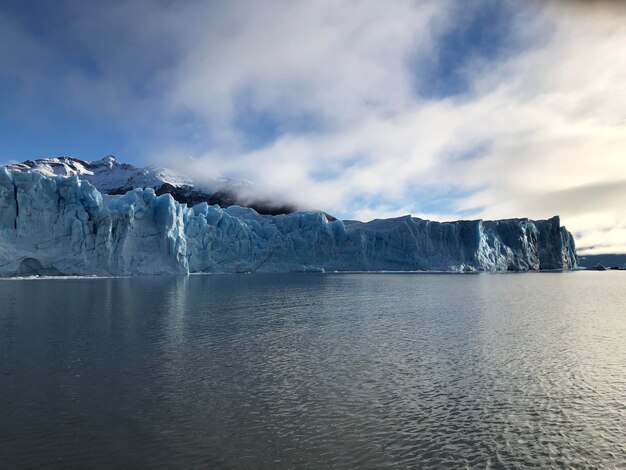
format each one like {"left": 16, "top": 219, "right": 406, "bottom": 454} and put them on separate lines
{"left": 0, "top": 170, "right": 577, "bottom": 276}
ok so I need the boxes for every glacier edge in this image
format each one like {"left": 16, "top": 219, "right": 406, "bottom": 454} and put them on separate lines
{"left": 0, "top": 170, "right": 577, "bottom": 277}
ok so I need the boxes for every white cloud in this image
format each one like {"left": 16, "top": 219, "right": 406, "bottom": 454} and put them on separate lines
{"left": 2, "top": 0, "right": 625, "bottom": 253}
{"left": 161, "top": 0, "right": 626, "bottom": 254}
{"left": 163, "top": 0, "right": 451, "bottom": 142}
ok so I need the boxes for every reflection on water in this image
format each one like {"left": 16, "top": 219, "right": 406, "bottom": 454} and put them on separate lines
{"left": 0, "top": 272, "right": 624, "bottom": 468}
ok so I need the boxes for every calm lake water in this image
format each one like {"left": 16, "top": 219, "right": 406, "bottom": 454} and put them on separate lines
{"left": 0, "top": 272, "right": 624, "bottom": 469}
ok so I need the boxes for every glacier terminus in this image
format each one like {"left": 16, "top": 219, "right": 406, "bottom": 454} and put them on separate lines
{"left": 0, "top": 157, "right": 577, "bottom": 276}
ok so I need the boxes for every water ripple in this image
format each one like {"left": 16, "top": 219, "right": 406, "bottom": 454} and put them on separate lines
{"left": 0, "top": 272, "right": 624, "bottom": 469}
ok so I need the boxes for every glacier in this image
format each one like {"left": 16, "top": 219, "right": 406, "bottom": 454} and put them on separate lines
{"left": 0, "top": 168, "right": 577, "bottom": 276}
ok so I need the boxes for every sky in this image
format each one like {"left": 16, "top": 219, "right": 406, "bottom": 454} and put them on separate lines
{"left": 0, "top": 0, "right": 625, "bottom": 254}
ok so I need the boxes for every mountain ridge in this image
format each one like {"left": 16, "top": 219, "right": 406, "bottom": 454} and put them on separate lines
{"left": 6, "top": 155, "right": 310, "bottom": 218}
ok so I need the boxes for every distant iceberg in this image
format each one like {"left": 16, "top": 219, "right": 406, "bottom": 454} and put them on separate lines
{"left": 0, "top": 167, "right": 577, "bottom": 276}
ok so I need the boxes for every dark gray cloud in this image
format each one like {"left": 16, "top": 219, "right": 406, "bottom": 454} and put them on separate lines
{"left": 530, "top": 182, "right": 626, "bottom": 218}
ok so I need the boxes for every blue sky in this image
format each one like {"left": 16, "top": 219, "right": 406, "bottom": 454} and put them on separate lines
{"left": 1, "top": 0, "right": 625, "bottom": 253}
{"left": 0, "top": 0, "right": 521, "bottom": 160}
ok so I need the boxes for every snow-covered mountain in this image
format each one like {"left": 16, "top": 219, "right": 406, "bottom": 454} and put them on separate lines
{"left": 6, "top": 156, "right": 302, "bottom": 216}
{"left": 0, "top": 160, "right": 577, "bottom": 276}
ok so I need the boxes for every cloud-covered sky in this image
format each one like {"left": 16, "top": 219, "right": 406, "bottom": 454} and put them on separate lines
{"left": 1, "top": 0, "right": 625, "bottom": 254}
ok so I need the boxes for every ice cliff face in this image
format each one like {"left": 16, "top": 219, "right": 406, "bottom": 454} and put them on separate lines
{"left": 0, "top": 168, "right": 577, "bottom": 276}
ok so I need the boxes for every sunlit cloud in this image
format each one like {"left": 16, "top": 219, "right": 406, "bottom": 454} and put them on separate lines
{"left": 0, "top": 0, "right": 624, "bottom": 253}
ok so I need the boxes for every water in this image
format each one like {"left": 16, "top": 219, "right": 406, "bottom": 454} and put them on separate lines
{"left": 0, "top": 272, "right": 624, "bottom": 469}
